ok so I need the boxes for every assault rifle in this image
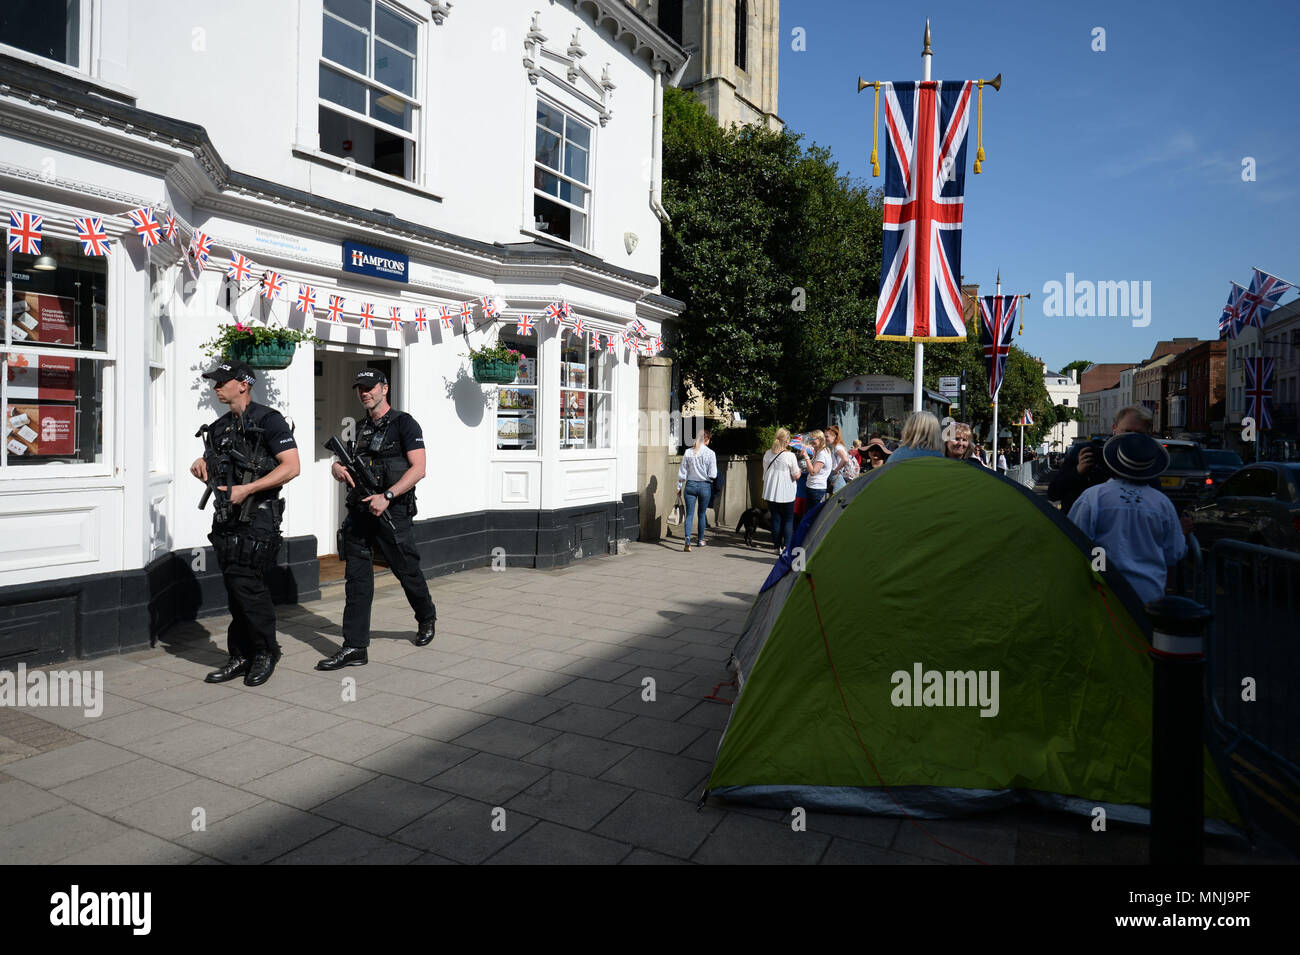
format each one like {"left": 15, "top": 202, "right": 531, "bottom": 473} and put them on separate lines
{"left": 326, "top": 434, "right": 395, "bottom": 531}
{"left": 196, "top": 424, "right": 233, "bottom": 523}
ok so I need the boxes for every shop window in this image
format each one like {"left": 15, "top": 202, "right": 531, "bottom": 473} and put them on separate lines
{"left": 3, "top": 234, "right": 108, "bottom": 468}
{"left": 559, "top": 335, "right": 613, "bottom": 450}
{"left": 534, "top": 100, "right": 591, "bottom": 246}
{"left": 319, "top": 0, "right": 420, "bottom": 180}
{"left": 495, "top": 328, "right": 538, "bottom": 452}
{"left": 0, "top": 0, "right": 82, "bottom": 68}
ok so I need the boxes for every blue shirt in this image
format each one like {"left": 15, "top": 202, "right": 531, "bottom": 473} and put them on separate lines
{"left": 1068, "top": 478, "right": 1187, "bottom": 607}
{"left": 678, "top": 446, "right": 718, "bottom": 483}
{"left": 889, "top": 446, "right": 945, "bottom": 462}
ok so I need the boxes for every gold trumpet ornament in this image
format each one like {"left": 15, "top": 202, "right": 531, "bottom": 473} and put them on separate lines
{"left": 858, "top": 72, "right": 1001, "bottom": 177}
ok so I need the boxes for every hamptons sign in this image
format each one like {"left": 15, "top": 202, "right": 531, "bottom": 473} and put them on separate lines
{"left": 342, "top": 240, "right": 408, "bottom": 283}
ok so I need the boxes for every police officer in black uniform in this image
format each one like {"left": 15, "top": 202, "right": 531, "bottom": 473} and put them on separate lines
{"left": 318, "top": 368, "right": 436, "bottom": 669}
{"left": 190, "top": 359, "right": 300, "bottom": 686}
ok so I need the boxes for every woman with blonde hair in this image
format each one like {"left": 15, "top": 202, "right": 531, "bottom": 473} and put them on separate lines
{"left": 943, "top": 421, "right": 981, "bottom": 464}
{"left": 802, "top": 430, "right": 833, "bottom": 505}
{"left": 889, "top": 412, "right": 945, "bottom": 462}
{"left": 824, "top": 425, "right": 856, "bottom": 494}
{"left": 762, "top": 428, "right": 802, "bottom": 552}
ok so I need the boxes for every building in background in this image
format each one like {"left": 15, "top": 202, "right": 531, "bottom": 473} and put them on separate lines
{"left": 0, "top": 1, "right": 686, "bottom": 667}
{"left": 1042, "top": 366, "right": 1080, "bottom": 450}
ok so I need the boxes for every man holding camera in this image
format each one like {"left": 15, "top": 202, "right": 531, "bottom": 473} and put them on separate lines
{"left": 318, "top": 368, "right": 436, "bottom": 670}
{"left": 1049, "top": 405, "right": 1156, "bottom": 514}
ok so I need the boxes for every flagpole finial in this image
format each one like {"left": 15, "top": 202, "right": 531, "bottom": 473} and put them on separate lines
{"left": 996, "top": 268, "right": 1001, "bottom": 285}
{"left": 923, "top": 19, "right": 932, "bottom": 56}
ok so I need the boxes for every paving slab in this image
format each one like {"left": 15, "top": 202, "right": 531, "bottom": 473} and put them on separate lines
{"left": 177, "top": 800, "right": 336, "bottom": 864}
{"left": 391, "top": 795, "right": 536, "bottom": 864}
{"left": 4, "top": 739, "right": 139, "bottom": 789}
{"left": 505, "top": 770, "right": 634, "bottom": 831}
{"left": 313, "top": 774, "right": 453, "bottom": 837}
{"left": 484, "top": 820, "right": 631, "bottom": 865}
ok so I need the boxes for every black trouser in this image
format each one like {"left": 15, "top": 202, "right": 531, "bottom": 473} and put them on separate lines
{"left": 340, "top": 505, "right": 435, "bottom": 648}
{"left": 209, "top": 502, "right": 283, "bottom": 660}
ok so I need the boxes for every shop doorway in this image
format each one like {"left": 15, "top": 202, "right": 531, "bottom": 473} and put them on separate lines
{"left": 313, "top": 350, "right": 395, "bottom": 572}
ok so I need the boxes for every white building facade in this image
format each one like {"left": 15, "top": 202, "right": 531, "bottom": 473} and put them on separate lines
{"left": 1043, "top": 369, "right": 1080, "bottom": 450}
{"left": 0, "top": 1, "right": 687, "bottom": 665}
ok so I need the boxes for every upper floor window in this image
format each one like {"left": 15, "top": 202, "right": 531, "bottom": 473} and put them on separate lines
{"left": 319, "top": 0, "right": 419, "bottom": 181}
{"left": 534, "top": 100, "right": 592, "bottom": 247}
{"left": 0, "top": 0, "right": 82, "bottom": 68}
{"left": 658, "top": 0, "right": 683, "bottom": 44}
{"left": 735, "top": 0, "right": 748, "bottom": 71}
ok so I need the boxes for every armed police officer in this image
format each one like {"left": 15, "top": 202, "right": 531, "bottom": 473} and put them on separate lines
{"left": 318, "top": 368, "right": 436, "bottom": 670}
{"left": 190, "top": 359, "right": 300, "bottom": 687}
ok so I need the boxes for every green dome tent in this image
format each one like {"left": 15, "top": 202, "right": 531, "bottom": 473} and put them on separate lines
{"left": 706, "top": 456, "right": 1240, "bottom": 830}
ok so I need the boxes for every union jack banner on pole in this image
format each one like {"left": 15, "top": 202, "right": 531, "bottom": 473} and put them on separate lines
{"left": 127, "top": 207, "right": 162, "bottom": 248}
{"left": 1245, "top": 357, "right": 1275, "bottom": 429}
{"left": 439, "top": 306, "right": 454, "bottom": 329}
{"left": 74, "top": 217, "right": 112, "bottom": 256}
{"left": 1018, "top": 409, "right": 1033, "bottom": 426}
{"left": 389, "top": 306, "right": 404, "bottom": 331}
{"left": 1219, "top": 282, "right": 1247, "bottom": 340}
{"left": 295, "top": 285, "right": 317, "bottom": 314}
{"left": 8, "top": 210, "right": 42, "bottom": 255}
{"left": 188, "top": 230, "right": 211, "bottom": 268}
{"left": 227, "top": 252, "right": 255, "bottom": 284}
{"left": 515, "top": 314, "right": 535, "bottom": 336}
{"left": 875, "top": 80, "right": 974, "bottom": 341}
{"left": 260, "top": 270, "right": 284, "bottom": 300}
{"left": 327, "top": 295, "right": 345, "bottom": 323}
{"left": 163, "top": 212, "right": 178, "bottom": 243}
{"left": 414, "top": 307, "right": 429, "bottom": 332}
{"left": 1236, "top": 268, "right": 1294, "bottom": 333}
{"left": 979, "top": 294, "right": 1018, "bottom": 400}
{"left": 360, "top": 302, "right": 375, "bottom": 328}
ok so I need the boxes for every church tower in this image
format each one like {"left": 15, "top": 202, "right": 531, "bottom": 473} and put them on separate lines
{"left": 630, "top": 0, "right": 782, "bottom": 130}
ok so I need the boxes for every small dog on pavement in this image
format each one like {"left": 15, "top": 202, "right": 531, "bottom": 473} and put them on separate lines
{"left": 735, "top": 507, "right": 774, "bottom": 547}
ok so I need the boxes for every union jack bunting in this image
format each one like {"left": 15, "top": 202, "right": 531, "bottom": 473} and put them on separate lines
{"left": 561, "top": 301, "right": 574, "bottom": 320}
{"left": 605, "top": 335, "right": 617, "bottom": 354}
{"left": 544, "top": 302, "right": 563, "bottom": 324}
{"left": 515, "top": 314, "right": 535, "bottom": 336}
{"left": 629, "top": 318, "right": 647, "bottom": 338}
{"left": 127, "top": 207, "right": 163, "bottom": 248}
{"left": 226, "top": 252, "right": 255, "bottom": 284}
{"left": 8, "top": 210, "right": 42, "bottom": 255}
{"left": 414, "top": 307, "right": 429, "bottom": 332}
{"left": 326, "top": 295, "right": 345, "bottom": 323}
{"left": 260, "top": 270, "right": 285, "bottom": 300}
{"left": 1245, "top": 357, "right": 1275, "bottom": 429}
{"left": 360, "top": 302, "right": 375, "bottom": 329}
{"left": 979, "top": 294, "right": 1018, "bottom": 400}
{"left": 389, "top": 306, "right": 404, "bottom": 330}
{"left": 1236, "top": 268, "right": 1294, "bottom": 333}
{"left": 188, "top": 230, "right": 212, "bottom": 268}
{"left": 1219, "top": 282, "right": 1247, "bottom": 340}
{"left": 74, "top": 216, "right": 112, "bottom": 256}
{"left": 163, "top": 212, "right": 178, "bottom": 243}
{"left": 621, "top": 330, "right": 636, "bottom": 349}
{"left": 875, "top": 80, "right": 974, "bottom": 340}
{"left": 295, "top": 285, "right": 317, "bottom": 314}
{"left": 572, "top": 318, "right": 586, "bottom": 338}
{"left": 589, "top": 333, "right": 601, "bottom": 352}
{"left": 480, "top": 296, "right": 501, "bottom": 319}
{"left": 459, "top": 302, "right": 473, "bottom": 328}
{"left": 651, "top": 337, "right": 663, "bottom": 355}
{"left": 439, "top": 306, "right": 454, "bottom": 329}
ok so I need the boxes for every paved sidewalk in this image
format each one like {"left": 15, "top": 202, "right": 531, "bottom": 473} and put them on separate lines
{"left": 0, "top": 529, "right": 1288, "bottom": 864}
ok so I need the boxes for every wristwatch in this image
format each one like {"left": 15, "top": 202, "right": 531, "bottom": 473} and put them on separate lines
{"left": 383, "top": 490, "right": 395, "bottom": 501}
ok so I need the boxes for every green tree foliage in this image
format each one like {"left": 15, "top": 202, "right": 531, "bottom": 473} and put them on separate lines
{"left": 1060, "top": 359, "right": 1091, "bottom": 380}
{"left": 660, "top": 88, "right": 1051, "bottom": 433}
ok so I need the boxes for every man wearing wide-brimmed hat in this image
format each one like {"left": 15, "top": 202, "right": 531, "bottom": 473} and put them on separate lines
{"left": 1066, "top": 432, "right": 1188, "bottom": 607}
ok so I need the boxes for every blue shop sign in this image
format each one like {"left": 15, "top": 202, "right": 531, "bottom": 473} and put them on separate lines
{"left": 342, "top": 240, "right": 408, "bottom": 283}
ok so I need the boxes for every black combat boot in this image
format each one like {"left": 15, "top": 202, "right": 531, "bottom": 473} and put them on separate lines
{"left": 204, "top": 656, "right": 249, "bottom": 684}
{"left": 413, "top": 617, "right": 436, "bottom": 646}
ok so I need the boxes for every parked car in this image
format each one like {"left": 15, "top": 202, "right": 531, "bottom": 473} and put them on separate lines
{"left": 1188, "top": 462, "right": 1300, "bottom": 553}
{"left": 1202, "top": 448, "right": 1245, "bottom": 486}
{"left": 1156, "top": 439, "right": 1215, "bottom": 509}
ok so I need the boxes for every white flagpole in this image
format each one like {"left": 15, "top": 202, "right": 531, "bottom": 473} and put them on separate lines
{"left": 913, "top": 20, "right": 932, "bottom": 414}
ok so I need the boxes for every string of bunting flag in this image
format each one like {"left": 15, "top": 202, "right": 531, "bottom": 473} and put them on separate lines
{"left": 7, "top": 206, "right": 666, "bottom": 357}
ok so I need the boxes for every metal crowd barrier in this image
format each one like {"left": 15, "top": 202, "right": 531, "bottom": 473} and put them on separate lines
{"left": 1204, "top": 539, "right": 1300, "bottom": 780}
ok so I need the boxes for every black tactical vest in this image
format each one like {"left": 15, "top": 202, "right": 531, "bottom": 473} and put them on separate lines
{"left": 209, "top": 404, "right": 281, "bottom": 502}
{"left": 355, "top": 410, "right": 414, "bottom": 507}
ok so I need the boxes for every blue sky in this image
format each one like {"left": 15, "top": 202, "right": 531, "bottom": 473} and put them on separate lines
{"left": 778, "top": 0, "right": 1300, "bottom": 372}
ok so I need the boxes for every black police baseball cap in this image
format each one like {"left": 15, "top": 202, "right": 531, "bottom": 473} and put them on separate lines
{"left": 202, "top": 359, "right": 256, "bottom": 384}
{"left": 354, "top": 368, "right": 388, "bottom": 388}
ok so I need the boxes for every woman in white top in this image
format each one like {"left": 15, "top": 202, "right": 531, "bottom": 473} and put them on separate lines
{"left": 803, "top": 430, "right": 833, "bottom": 507}
{"left": 761, "top": 427, "right": 803, "bottom": 552}
{"left": 825, "top": 424, "right": 854, "bottom": 494}
{"left": 676, "top": 430, "right": 718, "bottom": 551}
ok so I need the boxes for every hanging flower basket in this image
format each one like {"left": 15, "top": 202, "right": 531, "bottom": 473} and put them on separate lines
{"left": 228, "top": 338, "right": 298, "bottom": 369}
{"left": 472, "top": 358, "right": 519, "bottom": 384}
